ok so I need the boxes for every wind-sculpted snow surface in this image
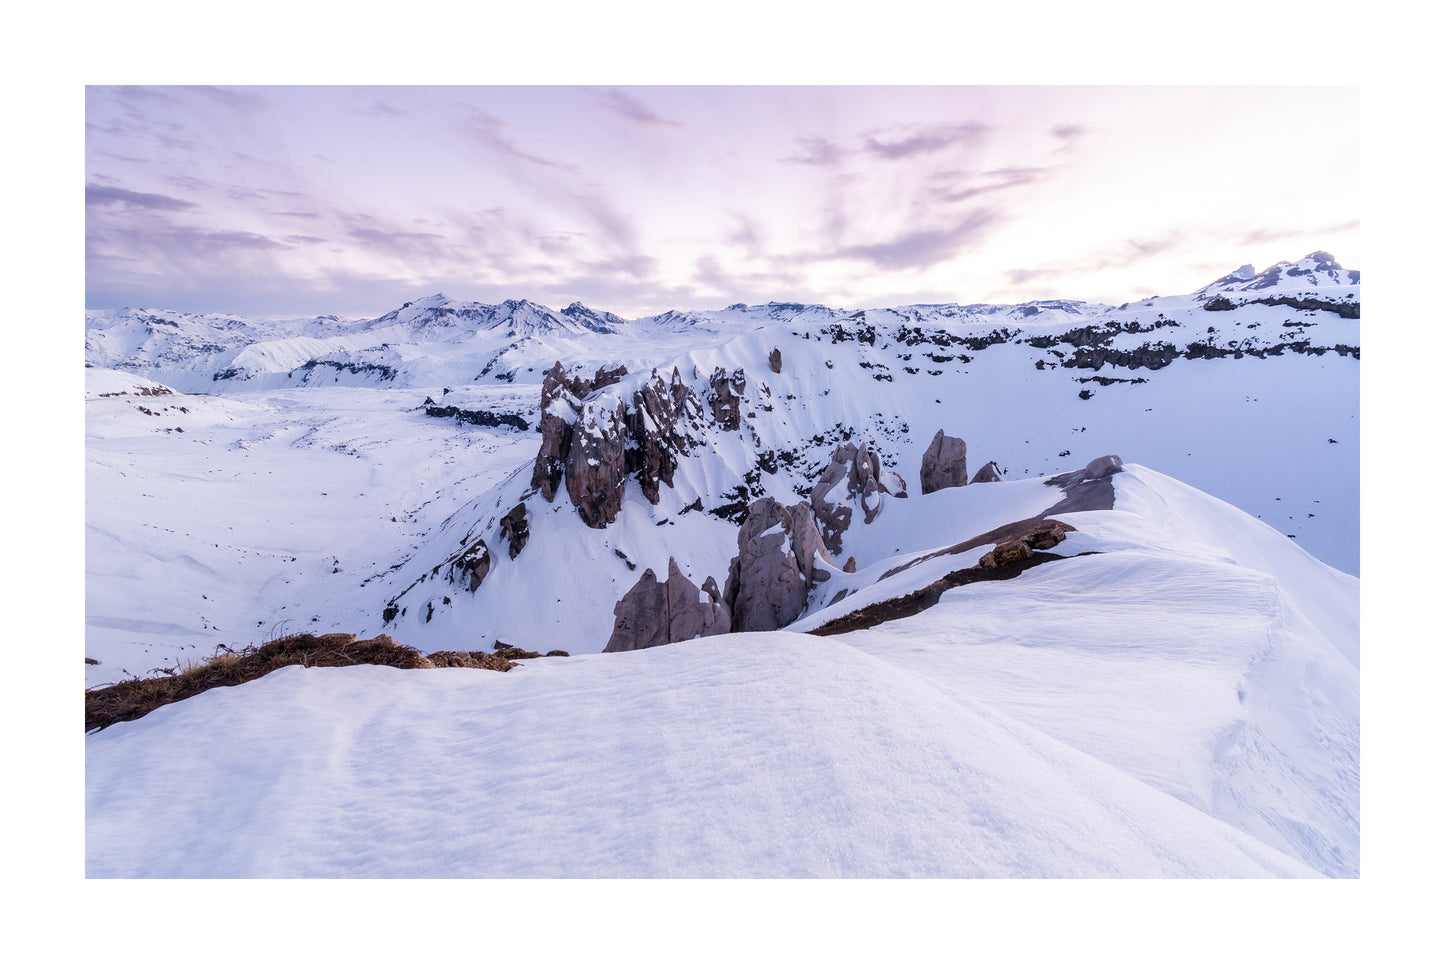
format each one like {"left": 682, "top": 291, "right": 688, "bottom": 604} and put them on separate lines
{"left": 88, "top": 632, "right": 1324, "bottom": 878}
{"left": 84, "top": 254, "right": 1359, "bottom": 877}
{"left": 86, "top": 458, "right": 1358, "bottom": 878}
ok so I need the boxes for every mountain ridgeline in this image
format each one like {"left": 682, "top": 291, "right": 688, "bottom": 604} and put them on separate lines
{"left": 84, "top": 251, "right": 1361, "bottom": 660}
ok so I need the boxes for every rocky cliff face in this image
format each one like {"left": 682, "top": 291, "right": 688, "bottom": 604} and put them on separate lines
{"left": 528, "top": 360, "right": 750, "bottom": 529}
{"left": 723, "top": 496, "right": 837, "bottom": 633}
{"left": 810, "top": 442, "right": 907, "bottom": 554}
{"left": 621, "top": 367, "right": 700, "bottom": 506}
{"left": 603, "top": 558, "right": 730, "bottom": 653}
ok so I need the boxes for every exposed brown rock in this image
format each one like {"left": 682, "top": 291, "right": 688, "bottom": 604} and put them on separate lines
{"left": 707, "top": 367, "right": 747, "bottom": 430}
{"left": 810, "top": 452, "right": 854, "bottom": 553}
{"left": 1043, "top": 455, "right": 1125, "bottom": 513}
{"left": 979, "top": 540, "right": 1032, "bottom": 569}
{"left": 723, "top": 497, "right": 836, "bottom": 633}
{"left": 920, "top": 429, "right": 969, "bottom": 494}
{"left": 623, "top": 367, "right": 697, "bottom": 505}
{"left": 428, "top": 650, "right": 518, "bottom": 671}
{"left": 768, "top": 347, "right": 782, "bottom": 373}
{"left": 590, "top": 363, "right": 629, "bottom": 392}
{"left": 565, "top": 399, "right": 629, "bottom": 528}
{"left": 970, "top": 461, "right": 1003, "bottom": 484}
{"left": 808, "top": 517, "right": 1086, "bottom": 637}
{"left": 809, "top": 442, "right": 906, "bottom": 552}
{"left": 531, "top": 362, "right": 581, "bottom": 502}
{"left": 499, "top": 503, "right": 529, "bottom": 559}
{"left": 1083, "top": 454, "right": 1124, "bottom": 479}
{"left": 604, "top": 557, "right": 730, "bottom": 653}
{"left": 450, "top": 537, "right": 492, "bottom": 592}
{"left": 530, "top": 361, "right": 711, "bottom": 528}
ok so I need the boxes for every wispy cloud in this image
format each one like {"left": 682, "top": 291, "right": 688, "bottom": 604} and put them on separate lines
{"left": 453, "top": 106, "right": 576, "bottom": 172}
{"left": 170, "top": 227, "right": 288, "bottom": 251}
{"left": 836, "top": 208, "right": 1002, "bottom": 270}
{"left": 599, "top": 89, "right": 682, "bottom": 127}
{"left": 186, "top": 85, "right": 270, "bottom": 113}
{"left": 928, "top": 166, "right": 1048, "bottom": 203}
{"left": 363, "top": 99, "right": 408, "bottom": 119}
{"left": 863, "top": 122, "right": 990, "bottom": 160}
{"left": 85, "top": 183, "right": 197, "bottom": 211}
{"left": 784, "top": 135, "right": 847, "bottom": 166}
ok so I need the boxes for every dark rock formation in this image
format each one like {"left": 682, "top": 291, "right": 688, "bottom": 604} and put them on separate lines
{"left": 920, "top": 429, "right": 969, "bottom": 494}
{"left": 810, "top": 443, "right": 906, "bottom": 553}
{"left": 499, "top": 503, "right": 529, "bottom": 559}
{"left": 450, "top": 537, "right": 492, "bottom": 592}
{"left": 979, "top": 540, "right": 1033, "bottom": 569}
{"left": 723, "top": 497, "right": 836, "bottom": 633}
{"left": 1082, "top": 454, "right": 1123, "bottom": 479}
{"left": 622, "top": 367, "right": 698, "bottom": 505}
{"left": 707, "top": 367, "right": 747, "bottom": 430}
{"left": 1043, "top": 455, "right": 1125, "bottom": 513}
{"left": 970, "top": 461, "right": 1003, "bottom": 483}
{"left": 768, "top": 347, "right": 782, "bottom": 373}
{"left": 808, "top": 517, "right": 1079, "bottom": 637}
{"left": 428, "top": 650, "right": 518, "bottom": 671}
{"left": 531, "top": 362, "right": 582, "bottom": 502}
{"left": 604, "top": 558, "right": 730, "bottom": 653}
{"left": 424, "top": 404, "right": 528, "bottom": 431}
{"left": 565, "top": 399, "right": 629, "bottom": 528}
{"left": 529, "top": 361, "right": 730, "bottom": 529}
{"left": 531, "top": 362, "right": 631, "bottom": 504}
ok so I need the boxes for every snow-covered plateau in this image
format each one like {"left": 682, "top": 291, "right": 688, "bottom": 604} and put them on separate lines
{"left": 84, "top": 252, "right": 1360, "bottom": 878}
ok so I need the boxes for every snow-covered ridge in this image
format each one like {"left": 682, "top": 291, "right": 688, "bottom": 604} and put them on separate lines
{"left": 83, "top": 251, "right": 1360, "bottom": 878}
{"left": 84, "top": 253, "right": 1359, "bottom": 395}
{"left": 85, "top": 458, "right": 1359, "bottom": 878}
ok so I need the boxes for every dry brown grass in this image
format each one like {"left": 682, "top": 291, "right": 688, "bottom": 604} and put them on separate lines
{"left": 84, "top": 632, "right": 525, "bottom": 733}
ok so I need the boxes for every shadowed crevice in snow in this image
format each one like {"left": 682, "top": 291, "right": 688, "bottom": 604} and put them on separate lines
{"left": 807, "top": 517, "right": 1095, "bottom": 637}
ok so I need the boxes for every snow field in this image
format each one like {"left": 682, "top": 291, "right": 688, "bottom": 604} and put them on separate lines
{"left": 85, "top": 633, "right": 1318, "bottom": 878}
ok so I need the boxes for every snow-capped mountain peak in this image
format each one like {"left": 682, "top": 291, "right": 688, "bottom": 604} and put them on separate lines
{"left": 1195, "top": 251, "right": 1359, "bottom": 301}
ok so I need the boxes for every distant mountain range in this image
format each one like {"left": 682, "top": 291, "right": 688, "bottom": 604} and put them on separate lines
{"left": 83, "top": 252, "right": 1361, "bottom": 878}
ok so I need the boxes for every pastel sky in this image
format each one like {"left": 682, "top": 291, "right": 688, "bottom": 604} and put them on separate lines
{"left": 85, "top": 85, "right": 1359, "bottom": 319}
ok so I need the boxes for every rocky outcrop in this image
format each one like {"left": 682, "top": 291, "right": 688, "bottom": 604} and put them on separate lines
{"left": 1083, "top": 454, "right": 1123, "bottom": 479}
{"left": 531, "top": 362, "right": 582, "bottom": 502}
{"left": 970, "top": 461, "right": 1003, "bottom": 483}
{"left": 565, "top": 399, "right": 630, "bottom": 529}
{"left": 810, "top": 443, "right": 907, "bottom": 553}
{"left": 499, "top": 503, "right": 529, "bottom": 559}
{"left": 425, "top": 404, "right": 528, "bottom": 431}
{"left": 920, "top": 430, "right": 969, "bottom": 494}
{"left": 1043, "top": 455, "right": 1125, "bottom": 513}
{"left": 531, "top": 361, "right": 750, "bottom": 529}
{"left": 723, "top": 497, "right": 836, "bottom": 632}
{"left": 450, "top": 537, "right": 492, "bottom": 592}
{"left": 706, "top": 368, "right": 747, "bottom": 431}
{"left": 809, "top": 517, "right": 1077, "bottom": 637}
{"left": 768, "top": 347, "right": 782, "bottom": 373}
{"left": 603, "top": 558, "right": 730, "bottom": 653}
{"left": 531, "top": 362, "right": 631, "bottom": 504}
{"left": 622, "top": 367, "right": 698, "bottom": 505}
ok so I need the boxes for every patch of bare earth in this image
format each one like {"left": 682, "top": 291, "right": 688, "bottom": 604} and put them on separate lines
{"left": 808, "top": 517, "right": 1097, "bottom": 637}
{"left": 84, "top": 633, "right": 568, "bottom": 733}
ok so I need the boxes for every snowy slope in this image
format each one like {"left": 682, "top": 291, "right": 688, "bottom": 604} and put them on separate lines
{"left": 83, "top": 253, "right": 1360, "bottom": 878}
{"left": 83, "top": 253, "right": 1360, "bottom": 685}
{"left": 85, "top": 461, "right": 1355, "bottom": 878}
